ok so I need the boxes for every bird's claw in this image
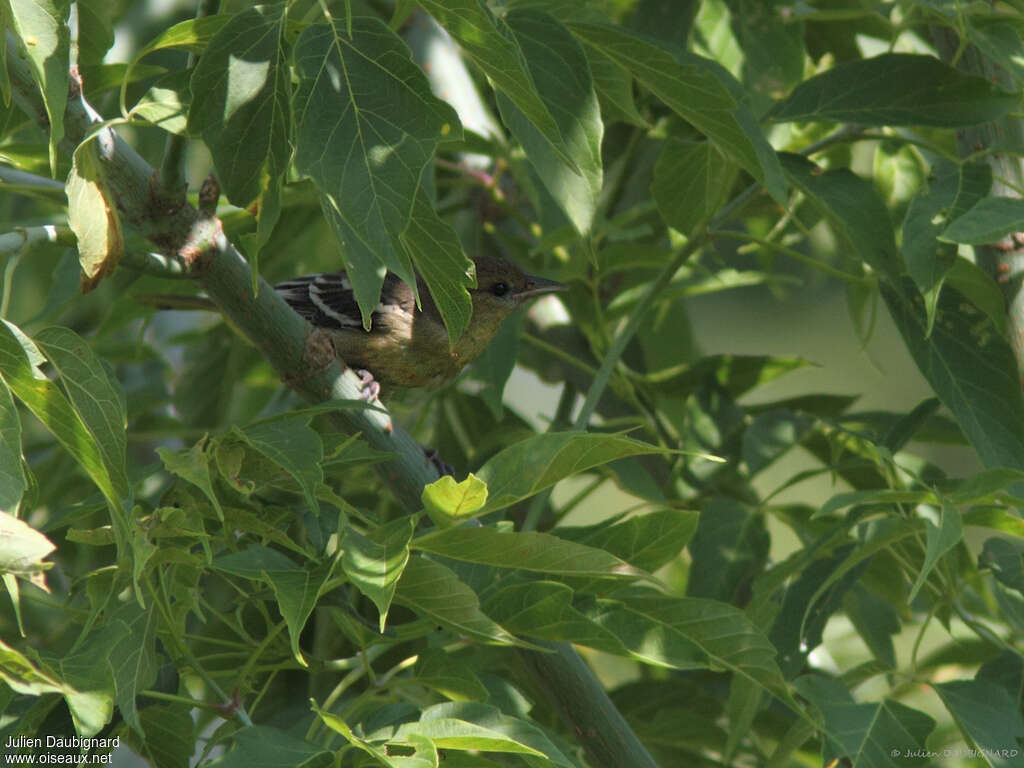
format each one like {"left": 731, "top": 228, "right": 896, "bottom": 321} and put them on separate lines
{"left": 354, "top": 368, "right": 381, "bottom": 402}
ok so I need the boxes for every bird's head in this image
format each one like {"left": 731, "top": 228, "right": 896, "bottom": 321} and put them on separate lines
{"left": 468, "top": 256, "right": 566, "bottom": 331}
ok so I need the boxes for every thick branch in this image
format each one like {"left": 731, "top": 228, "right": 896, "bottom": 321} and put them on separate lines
{"left": 932, "top": 27, "right": 1024, "bottom": 376}
{"left": 5, "top": 32, "right": 661, "bottom": 768}
{"left": 4, "top": 33, "right": 438, "bottom": 509}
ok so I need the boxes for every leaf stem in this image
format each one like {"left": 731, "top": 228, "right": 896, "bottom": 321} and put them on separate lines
{"left": 574, "top": 234, "right": 704, "bottom": 429}
{"left": 156, "top": 0, "right": 221, "bottom": 202}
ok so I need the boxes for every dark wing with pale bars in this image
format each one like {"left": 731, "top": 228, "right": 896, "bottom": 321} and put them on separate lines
{"left": 275, "top": 272, "right": 413, "bottom": 332}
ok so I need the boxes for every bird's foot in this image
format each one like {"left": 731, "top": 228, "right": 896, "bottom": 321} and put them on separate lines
{"left": 354, "top": 368, "right": 381, "bottom": 402}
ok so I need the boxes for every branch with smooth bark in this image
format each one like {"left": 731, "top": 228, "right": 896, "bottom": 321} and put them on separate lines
{"left": 4, "top": 31, "right": 662, "bottom": 768}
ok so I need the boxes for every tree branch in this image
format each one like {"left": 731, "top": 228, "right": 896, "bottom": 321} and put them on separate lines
{"left": 4, "top": 31, "right": 437, "bottom": 510}
{"left": 5, "top": 31, "right": 663, "bottom": 768}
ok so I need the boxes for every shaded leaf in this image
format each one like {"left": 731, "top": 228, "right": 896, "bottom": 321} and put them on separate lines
{"left": 483, "top": 581, "right": 629, "bottom": 654}
{"left": 795, "top": 675, "right": 934, "bottom": 767}
{"left": 569, "top": 21, "right": 786, "bottom": 203}
{"left": 0, "top": 637, "right": 109, "bottom": 736}
{"left": 884, "top": 280, "right": 1024, "bottom": 473}
{"left": 412, "top": 527, "right": 644, "bottom": 578}
{"left": 8, "top": 0, "right": 70, "bottom": 172}
{"left": 66, "top": 141, "right": 124, "bottom": 291}
{"left": 342, "top": 517, "right": 416, "bottom": 631}
{"left": 394, "top": 556, "right": 521, "bottom": 646}
{"left": 418, "top": 0, "right": 574, "bottom": 168}
{"left": 35, "top": 326, "right": 129, "bottom": 503}
{"left": 414, "top": 648, "right": 489, "bottom": 702}
{"left": 189, "top": 3, "right": 290, "bottom": 271}
{"left": 0, "top": 322, "right": 121, "bottom": 516}
{"left": 556, "top": 508, "right": 699, "bottom": 572}
{"left": 781, "top": 152, "right": 899, "bottom": 279}
{"left": 232, "top": 414, "right": 324, "bottom": 515}
{"left": 499, "top": 10, "right": 603, "bottom": 234}
{"left": 476, "top": 432, "right": 669, "bottom": 512}
{"left": 0, "top": 379, "right": 25, "bottom": 512}
{"left": 652, "top": 139, "right": 733, "bottom": 235}
{"left": 207, "top": 725, "right": 327, "bottom": 768}
{"left": 942, "top": 196, "right": 1024, "bottom": 245}
{"left": 934, "top": 679, "right": 1024, "bottom": 768}
{"left": 772, "top": 53, "right": 1019, "bottom": 127}
{"left": 157, "top": 439, "right": 224, "bottom": 521}
{"left": 908, "top": 500, "right": 962, "bottom": 603}
{"left": 293, "top": 17, "right": 459, "bottom": 322}
{"left": 401, "top": 188, "right": 475, "bottom": 346}
{"left": 213, "top": 546, "right": 339, "bottom": 667}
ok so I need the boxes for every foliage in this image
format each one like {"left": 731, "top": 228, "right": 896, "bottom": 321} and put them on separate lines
{"left": 2, "top": 1, "right": 1024, "bottom": 767}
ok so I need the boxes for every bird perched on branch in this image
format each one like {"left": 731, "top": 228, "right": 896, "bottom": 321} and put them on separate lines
{"left": 274, "top": 255, "right": 565, "bottom": 395}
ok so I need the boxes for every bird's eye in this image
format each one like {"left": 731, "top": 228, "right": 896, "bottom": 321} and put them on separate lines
{"left": 490, "top": 282, "right": 509, "bottom": 297}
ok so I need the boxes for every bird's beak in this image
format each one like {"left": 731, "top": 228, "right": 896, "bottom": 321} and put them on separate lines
{"left": 520, "top": 274, "right": 567, "bottom": 300}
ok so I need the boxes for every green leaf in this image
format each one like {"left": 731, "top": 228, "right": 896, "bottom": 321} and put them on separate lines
{"left": 968, "top": 16, "right": 1024, "bottom": 88}
{"left": 0, "top": 322, "right": 121, "bottom": 516}
{"left": 391, "top": 703, "right": 550, "bottom": 759}
{"left": 901, "top": 159, "right": 960, "bottom": 333}
{"left": 341, "top": 517, "right": 415, "bottom": 631}
{"left": 584, "top": 591, "right": 792, "bottom": 703}
{"left": 207, "top": 725, "right": 327, "bottom": 768}
{"left": 771, "top": 53, "right": 1019, "bottom": 127}
{"left": 157, "top": 439, "right": 224, "bottom": 521}
{"left": 394, "top": 556, "right": 521, "bottom": 646}
{"left": 743, "top": 409, "right": 813, "bottom": 475}
{"left": 844, "top": 585, "right": 899, "bottom": 669}
{"left": 980, "top": 538, "right": 1024, "bottom": 595}
{"left": 293, "top": 17, "right": 459, "bottom": 321}
{"left": 421, "top": 474, "right": 488, "bottom": 528}
{"left": 414, "top": 648, "right": 489, "bottom": 702}
{"left": 884, "top": 280, "right": 1024, "bottom": 473}
{"left": 945, "top": 257, "right": 1006, "bottom": 335}
{"left": 0, "top": 637, "right": 110, "bottom": 736}
{"left": 686, "top": 497, "right": 769, "bottom": 603}
{"left": 403, "top": 702, "right": 574, "bottom": 766}
{"left": 122, "top": 704, "right": 196, "bottom": 768}
{"left": 587, "top": 46, "right": 645, "bottom": 125}
{"left": 483, "top": 580, "right": 629, "bottom": 654}
{"left": 130, "top": 70, "right": 190, "bottom": 134}
{"left": 908, "top": 501, "right": 962, "bottom": 602}
{"left": 941, "top": 196, "right": 1024, "bottom": 245}
{"left": 0, "top": 3, "right": 10, "bottom": 106}
{"left": 568, "top": 21, "right": 786, "bottom": 204}
{"left": 498, "top": 10, "right": 603, "bottom": 234}
{"left": 122, "top": 15, "right": 232, "bottom": 110}
{"left": 189, "top": 6, "right": 290, "bottom": 210}
{"left": 413, "top": 527, "right": 645, "bottom": 578}
{"left": 934, "top": 679, "right": 1024, "bottom": 768}
{"left": 418, "top": 0, "right": 576, "bottom": 170}
{"left": 34, "top": 326, "right": 129, "bottom": 503}
{"left": 8, "top": 0, "right": 70, "bottom": 173}
{"left": 66, "top": 140, "right": 125, "bottom": 292}
{"left": 555, "top": 508, "right": 700, "bottom": 572}
{"left": 0, "top": 379, "right": 25, "bottom": 512}
{"left": 476, "top": 431, "right": 669, "bottom": 512}
{"left": 232, "top": 414, "right": 324, "bottom": 515}
{"left": 76, "top": 0, "right": 114, "bottom": 66}
{"left": 0, "top": 511, "right": 54, "bottom": 583}
{"left": 782, "top": 152, "right": 900, "bottom": 279}
{"left": 102, "top": 602, "right": 159, "bottom": 736}
{"left": 213, "top": 547, "right": 339, "bottom": 667}
{"left": 400, "top": 188, "right": 475, "bottom": 346}
{"left": 795, "top": 675, "right": 935, "bottom": 766}
{"left": 652, "top": 139, "right": 733, "bottom": 235}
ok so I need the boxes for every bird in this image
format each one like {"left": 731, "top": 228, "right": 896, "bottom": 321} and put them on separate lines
{"left": 273, "top": 255, "right": 566, "bottom": 394}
